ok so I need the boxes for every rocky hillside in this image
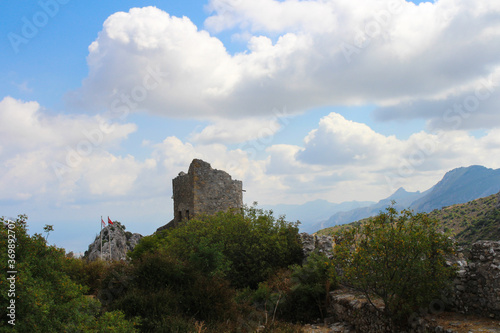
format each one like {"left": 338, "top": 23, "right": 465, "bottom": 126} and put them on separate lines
{"left": 428, "top": 191, "right": 500, "bottom": 246}
{"left": 84, "top": 221, "right": 142, "bottom": 261}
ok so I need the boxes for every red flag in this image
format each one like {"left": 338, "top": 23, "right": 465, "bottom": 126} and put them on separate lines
{"left": 101, "top": 218, "right": 105, "bottom": 227}
{"left": 108, "top": 217, "right": 113, "bottom": 225}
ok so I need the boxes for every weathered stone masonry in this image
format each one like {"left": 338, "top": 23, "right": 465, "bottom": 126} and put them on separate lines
{"left": 158, "top": 159, "right": 243, "bottom": 231}
{"left": 447, "top": 241, "right": 500, "bottom": 318}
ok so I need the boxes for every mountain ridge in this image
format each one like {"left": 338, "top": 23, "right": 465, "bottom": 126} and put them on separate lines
{"left": 317, "top": 190, "right": 500, "bottom": 248}
{"left": 307, "top": 187, "right": 427, "bottom": 233}
{"left": 411, "top": 165, "right": 500, "bottom": 212}
{"left": 309, "top": 165, "right": 500, "bottom": 232}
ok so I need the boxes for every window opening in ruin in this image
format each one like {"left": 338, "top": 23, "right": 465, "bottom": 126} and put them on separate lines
{"left": 178, "top": 211, "right": 182, "bottom": 221}
{"left": 186, "top": 210, "right": 190, "bottom": 220}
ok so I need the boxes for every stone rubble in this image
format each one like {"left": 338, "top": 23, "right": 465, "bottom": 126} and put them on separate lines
{"left": 328, "top": 288, "right": 463, "bottom": 333}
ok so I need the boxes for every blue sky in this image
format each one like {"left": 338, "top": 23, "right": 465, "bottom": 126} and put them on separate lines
{"left": 1, "top": 0, "right": 500, "bottom": 254}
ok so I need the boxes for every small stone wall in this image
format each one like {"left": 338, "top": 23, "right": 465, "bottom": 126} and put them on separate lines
{"left": 329, "top": 288, "right": 457, "bottom": 333}
{"left": 299, "top": 233, "right": 333, "bottom": 259}
{"left": 448, "top": 241, "right": 500, "bottom": 318}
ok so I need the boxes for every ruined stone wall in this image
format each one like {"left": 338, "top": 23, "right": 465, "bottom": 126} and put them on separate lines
{"left": 192, "top": 159, "right": 242, "bottom": 216}
{"left": 173, "top": 159, "right": 242, "bottom": 224}
{"left": 172, "top": 170, "right": 194, "bottom": 226}
{"left": 299, "top": 233, "right": 333, "bottom": 259}
{"left": 447, "top": 241, "right": 500, "bottom": 318}
{"left": 329, "top": 288, "right": 452, "bottom": 333}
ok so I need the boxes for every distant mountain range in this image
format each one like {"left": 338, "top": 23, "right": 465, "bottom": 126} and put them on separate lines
{"left": 317, "top": 188, "right": 500, "bottom": 248}
{"left": 307, "top": 187, "right": 428, "bottom": 233}
{"left": 266, "top": 165, "right": 500, "bottom": 233}
{"left": 262, "top": 199, "right": 374, "bottom": 231}
{"left": 410, "top": 165, "right": 500, "bottom": 212}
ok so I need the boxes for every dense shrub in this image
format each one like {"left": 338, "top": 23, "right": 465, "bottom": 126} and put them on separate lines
{"left": 286, "top": 252, "right": 337, "bottom": 322}
{"left": 253, "top": 252, "right": 337, "bottom": 323}
{"left": 106, "top": 205, "right": 303, "bottom": 331}
{"left": 334, "top": 206, "right": 456, "bottom": 325}
{"left": 108, "top": 252, "right": 241, "bottom": 332}
{"left": 131, "top": 205, "right": 303, "bottom": 289}
{"left": 62, "top": 257, "right": 108, "bottom": 296}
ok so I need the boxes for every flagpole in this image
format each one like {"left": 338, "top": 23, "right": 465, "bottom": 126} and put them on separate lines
{"left": 100, "top": 216, "right": 103, "bottom": 261}
{"left": 109, "top": 216, "right": 112, "bottom": 261}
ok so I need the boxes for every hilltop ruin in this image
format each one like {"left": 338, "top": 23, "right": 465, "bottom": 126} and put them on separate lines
{"left": 157, "top": 159, "right": 243, "bottom": 231}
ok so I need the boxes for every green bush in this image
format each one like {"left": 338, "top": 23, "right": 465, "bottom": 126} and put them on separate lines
{"left": 110, "top": 205, "right": 304, "bottom": 331}
{"left": 252, "top": 252, "right": 336, "bottom": 324}
{"left": 62, "top": 257, "right": 108, "bottom": 295}
{"left": 287, "top": 252, "right": 336, "bottom": 322}
{"left": 130, "top": 204, "right": 303, "bottom": 289}
{"left": 334, "top": 206, "right": 456, "bottom": 325}
{"left": 108, "top": 251, "right": 241, "bottom": 332}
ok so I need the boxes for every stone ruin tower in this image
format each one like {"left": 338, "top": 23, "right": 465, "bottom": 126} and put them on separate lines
{"left": 157, "top": 159, "right": 243, "bottom": 231}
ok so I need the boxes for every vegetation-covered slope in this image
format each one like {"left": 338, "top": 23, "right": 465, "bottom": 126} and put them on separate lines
{"left": 317, "top": 192, "right": 500, "bottom": 248}
{"left": 428, "top": 193, "right": 500, "bottom": 246}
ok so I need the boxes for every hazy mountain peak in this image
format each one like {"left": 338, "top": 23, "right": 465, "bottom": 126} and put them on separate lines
{"left": 411, "top": 165, "right": 500, "bottom": 213}
{"left": 313, "top": 165, "right": 500, "bottom": 233}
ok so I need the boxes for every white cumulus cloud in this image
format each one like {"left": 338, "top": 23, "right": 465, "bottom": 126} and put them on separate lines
{"left": 68, "top": 1, "right": 500, "bottom": 125}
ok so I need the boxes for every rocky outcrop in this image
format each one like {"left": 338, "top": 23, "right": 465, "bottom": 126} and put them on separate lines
{"left": 84, "top": 222, "right": 142, "bottom": 261}
{"left": 299, "top": 232, "right": 333, "bottom": 259}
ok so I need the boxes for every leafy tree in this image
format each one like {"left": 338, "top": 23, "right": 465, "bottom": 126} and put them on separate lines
{"left": 43, "top": 224, "right": 53, "bottom": 241}
{"left": 62, "top": 258, "right": 108, "bottom": 296}
{"left": 287, "top": 252, "right": 337, "bottom": 321}
{"left": 334, "top": 206, "right": 456, "bottom": 325}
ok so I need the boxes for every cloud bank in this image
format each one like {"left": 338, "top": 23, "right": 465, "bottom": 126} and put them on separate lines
{"left": 4, "top": 96, "right": 500, "bottom": 209}
{"left": 68, "top": 1, "right": 499, "bottom": 128}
